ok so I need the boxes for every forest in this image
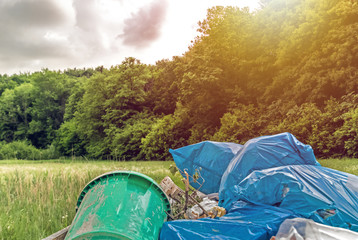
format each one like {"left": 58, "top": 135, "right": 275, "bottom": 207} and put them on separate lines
{"left": 0, "top": 0, "right": 357, "bottom": 160}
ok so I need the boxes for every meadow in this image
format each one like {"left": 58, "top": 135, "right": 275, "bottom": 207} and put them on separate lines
{"left": 0, "top": 160, "right": 183, "bottom": 240}
{"left": 0, "top": 158, "right": 357, "bottom": 240}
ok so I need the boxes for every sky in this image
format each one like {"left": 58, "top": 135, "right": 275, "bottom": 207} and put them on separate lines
{"left": 0, "top": 0, "right": 260, "bottom": 75}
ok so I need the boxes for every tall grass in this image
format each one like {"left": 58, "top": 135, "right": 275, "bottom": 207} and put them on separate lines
{"left": 0, "top": 159, "right": 357, "bottom": 239}
{"left": 0, "top": 160, "right": 183, "bottom": 240}
{"left": 319, "top": 158, "right": 358, "bottom": 176}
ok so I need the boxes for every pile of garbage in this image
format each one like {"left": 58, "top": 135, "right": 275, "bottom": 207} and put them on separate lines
{"left": 160, "top": 132, "right": 358, "bottom": 240}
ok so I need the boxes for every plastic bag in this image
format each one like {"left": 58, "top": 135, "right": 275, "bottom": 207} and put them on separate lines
{"left": 170, "top": 141, "right": 242, "bottom": 194}
{"left": 274, "top": 218, "right": 358, "bottom": 240}
{"left": 219, "top": 132, "right": 319, "bottom": 208}
{"left": 225, "top": 165, "right": 358, "bottom": 231}
{"left": 160, "top": 200, "right": 298, "bottom": 240}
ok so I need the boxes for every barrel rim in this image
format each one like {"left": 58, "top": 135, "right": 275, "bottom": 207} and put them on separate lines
{"left": 75, "top": 170, "right": 171, "bottom": 213}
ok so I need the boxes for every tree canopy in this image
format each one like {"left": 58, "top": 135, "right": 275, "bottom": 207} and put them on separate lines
{"left": 0, "top": 0, "right": 357, "bottom": 160}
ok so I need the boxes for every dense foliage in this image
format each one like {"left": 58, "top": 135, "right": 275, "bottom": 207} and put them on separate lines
{"left": 1, "top": 0, "right": 357, "bottom": 160}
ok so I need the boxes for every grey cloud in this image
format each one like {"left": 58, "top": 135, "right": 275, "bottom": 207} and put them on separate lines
{"left": 119, "top": 0, "right": 168, "bottom": 48}
{"left": 70, "top": 0, "right": 114, "bottom": 61}
{"left": 0, "top": 0, "right": 74, "bottom": 73}
{"left": 0, "top": 0, "right": 171, "bottom": 75}
{"left": 0, "top": 0, "right": 67, "bottom": 27}
{"left": 0, "top": 0, "right": 70, "bottom": 57}
{"left": 72, "top": 0, "right": 99, "bottom": 32}
{"left": 0, "top": 33, "right": 71, "bottom": 60}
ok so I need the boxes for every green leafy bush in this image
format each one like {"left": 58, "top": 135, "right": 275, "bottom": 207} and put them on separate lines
{"left": 334, "top": 108, "right": 358, "bottom": 157}
{"left": 0, "top": 141, "right": 59, "bottom": 160}
{"left": 141, "top": 114, "right": 190, "bottom": 161}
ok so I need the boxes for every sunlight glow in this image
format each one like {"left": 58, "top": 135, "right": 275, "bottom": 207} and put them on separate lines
{"left": 138, "top": 0, "right": 260, "bottom": 64}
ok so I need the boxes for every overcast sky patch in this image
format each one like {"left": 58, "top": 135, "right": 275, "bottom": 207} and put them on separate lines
{"left": 0, "top": 0, "right": 259, "bottom": 75}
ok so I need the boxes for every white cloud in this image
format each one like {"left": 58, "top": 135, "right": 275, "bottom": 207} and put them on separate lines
{"left": 0, "top": 0, "right": 259, "bottom": 75}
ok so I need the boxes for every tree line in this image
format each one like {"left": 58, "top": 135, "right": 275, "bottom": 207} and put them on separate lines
{"left": 1, "top": 0, "right": 357, "bottom": 160}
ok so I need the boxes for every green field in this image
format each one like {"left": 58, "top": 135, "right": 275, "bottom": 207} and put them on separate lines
{"left": 0, "top": 159, "right": 357, "bottom": 240}
{"left": 319, "top": 158, "right": 358, "bottom": 175}
{"left": 0, "top": 160, "right": 183, "bottom": 240}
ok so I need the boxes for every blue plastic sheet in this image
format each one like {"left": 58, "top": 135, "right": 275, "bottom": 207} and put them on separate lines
{"left": 225, "top": 165, "right": 358, "bottom": 231}
{"left": 169, "top": 141, "right": 242, "bottom": 194}
{"left": 219, "top": 132, "right": 320, "bottom": 207}
{"left": 160, "top": 201, "right": 298, "bottom": 240}
{"left": 167, "top": 133, "right": 358, "bottom": 238}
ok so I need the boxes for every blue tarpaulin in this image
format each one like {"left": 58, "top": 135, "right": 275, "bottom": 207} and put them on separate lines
{"left": 166, "top": 133, "right": 358, "bottom": 239}
{"left": 219, "top": 132, "right": 320, "bottom": 208}
{"left": 160, "top": 201, "right": 298, "bottom": 240}
{"left": 169, "top": 141, "right": 242, "bottom": 194}
{"left": 226, "top": 165, "right": 358, "bottom": 231}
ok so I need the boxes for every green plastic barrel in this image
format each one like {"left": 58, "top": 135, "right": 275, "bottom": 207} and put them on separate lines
{"left": 65, "top": 171, "right": 171, "bottom": 240}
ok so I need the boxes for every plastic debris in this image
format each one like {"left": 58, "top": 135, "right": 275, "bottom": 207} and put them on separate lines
{"left": 185, "top": 197, "right": 218, "bottom": 219}
{"left": 160, "top": 200, "right": 298, "bottom": 240}
{"left": 165, "top": 133, "right": 358, "bottom": 239}
{"left": 225, "top": 165, "right": 358, "bottom": 231}
{"left": 160, "top": 176, "right": 186, "bottom": 203}
{"left": 65, "top": 171, "right": 171, "bottom": 240}
{"left": 208, "top": 206, "right": 226, "bottom": 218}
{"left": 219, "top": 132, "right": 320, "bottom": 208}
{"left": 273, "top": 218, "right": 358, "bottom": 240}
{"left": 170, "top": 141, "right": 243, "bottom": 194}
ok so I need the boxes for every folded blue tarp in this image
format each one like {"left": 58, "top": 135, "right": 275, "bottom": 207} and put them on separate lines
{"left": 169, "top": 141, "right": 242, "bottom": 194}
{"left": 226, "top": 165, "right": 358, "bottom": 231}
{"left": 160, "top": 200, "right": 298, "bottom": 240}
{"left": 219, "top": 132, "right": 320, "bottom": 208}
